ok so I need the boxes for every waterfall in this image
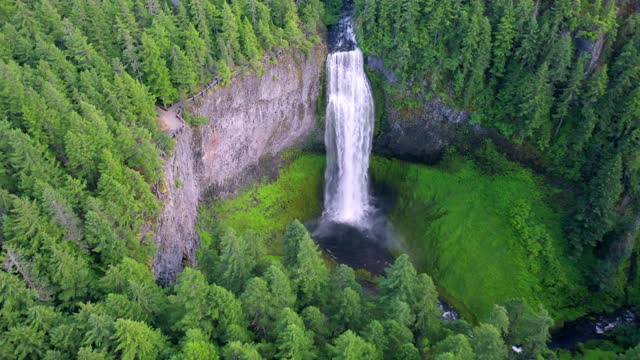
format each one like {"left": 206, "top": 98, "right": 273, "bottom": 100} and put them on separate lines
{"left": 323, "top": 33, "right": 375, "bottom": 226}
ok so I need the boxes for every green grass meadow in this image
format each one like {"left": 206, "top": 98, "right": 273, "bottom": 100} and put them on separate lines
{"left": 198, "top": 153, "right": 326, "bottom": 254}
{"left": 370, "top": 154, "right": 591, "bottom": 322}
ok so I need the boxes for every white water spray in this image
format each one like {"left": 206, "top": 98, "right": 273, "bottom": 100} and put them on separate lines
{"left": 323, "top": 29, "right": 375, "bottom": 226}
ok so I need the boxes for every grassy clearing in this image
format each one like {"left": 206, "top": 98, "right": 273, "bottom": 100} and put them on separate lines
{"left": 198, "top": 153, "right": 326, "bottom": 254}
{"left": 371, "top": 153, "right": 590, "bottom": 322}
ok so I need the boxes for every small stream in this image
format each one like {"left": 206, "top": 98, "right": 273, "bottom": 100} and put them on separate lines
{"left": 550, "top": 308, "right": 638, "bottom": 349}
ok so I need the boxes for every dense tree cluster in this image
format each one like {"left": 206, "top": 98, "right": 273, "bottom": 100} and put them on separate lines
{"left": 1, "top": 217, "right": 579, "bottom": 358}
{"left": 355, "top": 0, "right": 640, "bottom": 289}
{"left": 0, "top": 0, "right": 325, "bottom": 357}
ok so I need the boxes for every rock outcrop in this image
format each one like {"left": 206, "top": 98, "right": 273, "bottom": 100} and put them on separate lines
{"left": 374, "top": 97, "right": 473, "bottom": 163}
{"left": 366, "top": 56, "right": 477, "bottom": 163}
{"left": 153, "top": 44, "right": 326, "bottom": 284}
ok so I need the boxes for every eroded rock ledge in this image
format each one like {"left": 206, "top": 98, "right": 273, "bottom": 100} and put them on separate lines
{"left": 153, "top": 44, "right": 326, "bottom": 284}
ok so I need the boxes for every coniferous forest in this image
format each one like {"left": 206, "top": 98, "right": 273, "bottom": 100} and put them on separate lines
{"left": 1, "top": 0, "right": 640, "bottom": 359}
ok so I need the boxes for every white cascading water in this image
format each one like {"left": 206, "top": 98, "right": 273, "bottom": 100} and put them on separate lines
{"left": 323, "top": 20, "right": 375, "bottom": 226}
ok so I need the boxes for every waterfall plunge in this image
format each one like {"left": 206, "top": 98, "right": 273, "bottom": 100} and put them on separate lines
{"left": 323, "top": 48, "right": 375, "bottom": 226}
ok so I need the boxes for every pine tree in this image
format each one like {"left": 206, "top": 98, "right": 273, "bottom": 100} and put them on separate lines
{"left": 188, "top": 0, "right": 213, "bottom": 48}
{"left": 552, "top": 55, "right": 587, "bottom": 139}
{"left": 284, "top": 220, "right": 308, "bottom": 267}
{"left": 331, "top": 288, "right": 363, "bottom": 332}
{"left": 222, "top": 341, "right": 264, "bottom": 360}
{"left": 0, "top": 324, "right": 46, "bottom": 359}
{"left": 239, "top": 17, "right": 262, "bottom": 63}
{"left": 240, "top": 277, "right": 271, "bottom": 337}
{"left": 470, "top": 324, "right": 506, "bottom": 360}
{"left": 62, "top": 19, "right": 108, "bottom": 72}
{"left": 381, "top": 320, "right": 413, "bottom": 358}
{"left": 457, "top": 0, "right": 491, "bottom": 105}
{"left": 171, "top": 45, "right": 198, "bottom": 97}
{"left": 49, "top": 243, "right": 93, "bottom": 305}
{"left": 395, "top": 343, "right": 420, "bottom": 360}
{"left": 42, "top": 185, "right": 82, "bottom": 246}
{"left": 100, "top": 293, "right": 147, "bottom": 323}
{"left": 113, "top": 319, "right": 167, "bottom": 360}
{"left": 265, "top": 265, "right": 296, "bottom": 311}
{"left": 174, "top": 329, "right": 219, "bottom": 360}
{"left": 84, "top": 210, "right": 125, "bottom": 266}
{"left": 485, "top": 304, "right": 509, "bottom": 337}
{"left": 220, "top": 2, "right": 243, "bottom": 65}
{"left": 515, "top": 9, "right": 539, "bottom": 69}
{"left": 209, "top": 284, "right": 251, "bottom": 343}
{"left": 275, "top": 308, "right": 315, "bottom": 360}
{"left": 3, "top": 196, "right": 60, "bottom": 256}
{"left": 413, "top": 273, "right": 442, "bottom": 339}
{"left": 545, "top": 34, "right": 574, "bottom": 84}
{"left": 566, "top": 154, "right": 624, "bottom": 253}
{"left": 172, "top": 267, "right": 216, "bottom": 337}
{"left": 218, "top": 58, "right": 232, "bottom": 86}
{"left": 75, "top": 303, "right": 116, "bottom": 353}
{"left": 216, "top": 227, "right": 255, "bottom": 294}
{"left": 517, "top": 62, "right": 553, "bottom": 148}
{"left": 0, "top": 271, "right": 36, "bottom": 328}
{"left": 490, "top": 0, "right": 516, "bottom": 78}
{"left": 378, "top": 255, "right": 417, "bottom": 305}
{"left": 330, "top": 264, "right": 362, "bottom": 295}
{"left": 432, "top": 334, "right": 474, "bottom": 360}
{"left": 139, "top": 31, "right": 177, "bottom": 105}
{"left": 301, "top": 306, "right": 328, "bottom": 345}
{"left": 504, "top": 299, "right": 553, "bottom": 357}
{"left": 287, "top": 223, "right": 329, "bottom": 306}
{"left": 183, "top": 24, "right": 211, "bottom": 83}
{"left": 0, "top": 60, "right": 26, "bottom": 123}
{"left": 255, "top": 2, "right": 277, "bottom": 51}
{"left": 329, "top": 330, "right": 379, "bottom": 360}
{"left": 361, "top": 320, "right": 387, "bottom": 358}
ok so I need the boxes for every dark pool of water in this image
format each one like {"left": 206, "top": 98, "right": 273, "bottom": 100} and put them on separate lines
{"left": 307, "top": 216, "right": 394, "bottom": 276}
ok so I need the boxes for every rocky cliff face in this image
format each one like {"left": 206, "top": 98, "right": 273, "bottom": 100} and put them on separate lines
{"left": 368, "top": 56, "right": 476, "bottom": 163}
{"left": 153, "top": 44, "right": 326, "bottom": 284}
{"left": 374, "top": 97, "right": 474, "bottom": 163}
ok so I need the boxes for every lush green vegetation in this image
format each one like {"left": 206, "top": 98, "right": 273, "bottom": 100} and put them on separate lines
{"left": 191, "top": 218, "right": 571, "bottom": 360}
{"left": 355, "top": 0, "right": 640, "bottom": 298}
{"left": 1, "top": 0, "right": 639, "bottom": 357}
{"left": 370, "top": 145, "right": 599, "bottom": 322}
{"left": 198, "top": 153, "right": 326, "bottom": 253}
